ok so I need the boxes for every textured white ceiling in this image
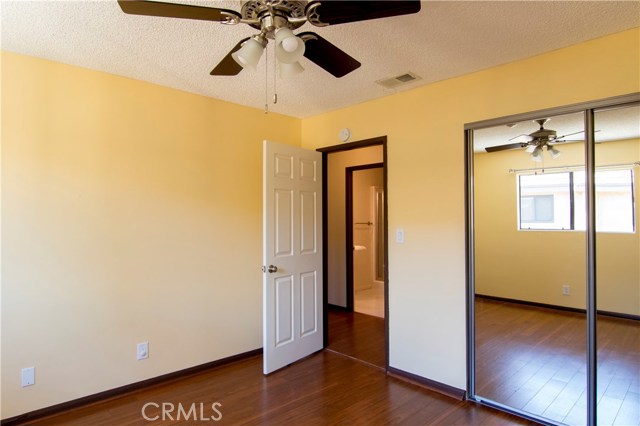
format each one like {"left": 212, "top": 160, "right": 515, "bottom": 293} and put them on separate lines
{"left": 2, "top": 1, "right": 639, "bottom": 118}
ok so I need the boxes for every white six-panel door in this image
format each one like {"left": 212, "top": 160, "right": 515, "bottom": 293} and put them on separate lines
{"left": 263, "top": 140, "right": 323, "bottom": 374}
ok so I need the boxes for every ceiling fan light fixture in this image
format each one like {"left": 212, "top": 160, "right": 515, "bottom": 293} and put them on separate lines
{"left": 282, "top": 35, "right": 300, "bottom": 53}
{"left": 548, "top": 146, "right": 561, "bottom": 159}
{"left": 279, "top": 61, "right": 305, "bottom": 78}
{"left": 275, "top": 28, "right": 305, "bottom": 64}
{"left": 232, "top": 37, "right": 265, "bottom": 71}
{"left": 530, "top": 146, "right": 543, "bottom": 162}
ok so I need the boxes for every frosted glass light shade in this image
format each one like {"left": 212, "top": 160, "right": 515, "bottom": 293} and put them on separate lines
{"left": 232, "top": 38, "right": 265, "bottom": 71}
{"left": 548, "top": 146, "right": 561, "bottom": 159}
{"left": 282, "top": 36, "right": 299, "bottom": 53}
{"left": 275, "top": 28, "right": 305, "bottom": 64}
{"left": 279, "top": 61, "right": 304, "bottom": 78}
{"left": 530, "top": 146, "right": 543, "bottom": 162}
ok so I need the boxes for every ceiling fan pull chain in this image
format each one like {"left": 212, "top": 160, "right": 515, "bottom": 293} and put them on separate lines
{"left": 264, "top": 42, "right": 269, "bottom": 114}
{"left": 273, "top": 43, "right": 278, "bottom": 105}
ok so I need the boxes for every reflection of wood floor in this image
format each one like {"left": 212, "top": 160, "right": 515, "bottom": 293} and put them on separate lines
{"left": 476, "top": 297, "right": 640, "bottom": 426}
{"left": 327, "top": 309, "right": 386, "bottom": 368}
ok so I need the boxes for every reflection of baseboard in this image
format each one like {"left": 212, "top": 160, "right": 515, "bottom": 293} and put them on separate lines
{"left": 355, "top": 285, "right": 373, "bottom": 292}
{"left": 475, "top": 294, "right": 640, "bottom": 321}
{"left": 328, "top": 303, "right": 351, "bottom": 312}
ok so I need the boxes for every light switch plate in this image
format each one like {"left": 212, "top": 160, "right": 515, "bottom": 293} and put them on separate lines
{"left": 21, "top": 367, "right": 35, "bottom": 387}
{"left": 396, "top": 228, "right": 405, "bottom": 244}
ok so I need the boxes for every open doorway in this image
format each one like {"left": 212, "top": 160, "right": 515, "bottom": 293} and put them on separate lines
{"left": 318, "top": 137, "right": 388, "bottom": 369}
{"left": 347, "top": 165, "right": 385, "bottom": 318}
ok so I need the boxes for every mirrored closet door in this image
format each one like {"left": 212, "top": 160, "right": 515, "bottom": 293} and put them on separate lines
{"left": 594, "top": 104, "right": 640, "bottom": 426}
{"left": 466, "top": 95, "right": 640, "bottom": 426}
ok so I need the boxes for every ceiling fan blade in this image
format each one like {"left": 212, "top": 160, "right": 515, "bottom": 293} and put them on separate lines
{"left": 305, "top": 0, "right": 421, "bottom": 26}
{"left": 508, "top": 134, "right": 534, "bottom": 143}
{"left": 554, "top": 129, "right": 601, "bottom": 141}
{"left": 117, "top": 0, "right": 240, "bottom": 22}
{"left": 485, "top": 143, "right": 526, "bottom": 153}
{"left": 554, "top": 130, "right": 585, "bottom": 140}
{"left": 210, "top": 38, "right": 249, "bottom": 76}
{"left": 298, "top": 32, "right": 361, "bottom": 78}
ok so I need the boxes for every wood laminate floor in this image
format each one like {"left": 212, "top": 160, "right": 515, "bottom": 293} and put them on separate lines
{"left": 327, "top": 309, "right": 386, "bottom": 368}
{"left": 18, "top": 350, "right": 532, "bottom": 426}
{"left": 13, "top": 301, "right": 636, "bottom": 425}
{"left": 475, "top": 298, "right": 640, "bottom": 426}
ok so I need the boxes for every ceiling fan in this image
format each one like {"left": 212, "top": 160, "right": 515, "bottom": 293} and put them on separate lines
{"left": 485, "top": 118, "right": 588, "bottom": 162}
{"left": 117, "top": 0, "right": 421, "bottom": 78}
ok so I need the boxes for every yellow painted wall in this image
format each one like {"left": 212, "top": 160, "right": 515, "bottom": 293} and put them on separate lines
{"left": 1, "top": 52, "right": 300, "bottom": 418}
{"left": 596, "top": 138, "right": 640, "bottom": 315}
{"left": 301, "top": 28, "right": 639, "bottom": 389}
{"left": 474, "top": 139, "right": 639, "bottom": 315}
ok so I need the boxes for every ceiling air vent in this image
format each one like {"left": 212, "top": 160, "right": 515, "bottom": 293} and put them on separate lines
{"left": 375, "top": 72, "right": 422, "bottom": 89}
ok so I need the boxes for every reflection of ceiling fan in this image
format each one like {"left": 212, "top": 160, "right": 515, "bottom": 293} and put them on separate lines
{"left": 118, "top": 0, "right": 421, "bottom": 78}
{"left": 485, "top": 118, "right": 587, "bottom": 162}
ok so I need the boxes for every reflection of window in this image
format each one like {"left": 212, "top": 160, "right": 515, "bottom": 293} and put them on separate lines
{"left": 518, "top": 169, "right": 635, "bottom": 233}
{"left": 520, "top": 195, "right": 554, "bottom": 223}
{"left": 519, "top": 173, "right": 571, "bottom": 230}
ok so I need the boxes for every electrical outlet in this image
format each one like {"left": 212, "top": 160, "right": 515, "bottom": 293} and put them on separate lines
{"left": 562, "top": 285, "right": 570, "bottom": 296}
{"left": 137, "top": 342, "right": 149, "bottom": 361}
{"left": 21, "top": 367, "right": 35, "bottom": 387}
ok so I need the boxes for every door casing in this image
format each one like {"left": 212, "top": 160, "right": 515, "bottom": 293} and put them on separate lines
{"left": 317, "top": 136, "right": 389, "bottom": 369}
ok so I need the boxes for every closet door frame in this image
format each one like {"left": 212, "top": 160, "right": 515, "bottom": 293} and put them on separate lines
{"left": 464, "top": 92, "right": 640, "bottom": 426}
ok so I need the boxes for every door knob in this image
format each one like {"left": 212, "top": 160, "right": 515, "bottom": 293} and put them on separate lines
{"left": 262, "top": 265, "right": 278, "bottom": 273}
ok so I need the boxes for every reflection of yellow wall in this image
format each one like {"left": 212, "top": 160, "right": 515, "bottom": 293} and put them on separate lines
{"left": 302, "top": 28, "right": 639, "bottom": 389}
{"left": 474, "top": 139, "right": 639, "bottom": 315}
{"left": 1, "top": 52, "right": 300, "bottom": 418}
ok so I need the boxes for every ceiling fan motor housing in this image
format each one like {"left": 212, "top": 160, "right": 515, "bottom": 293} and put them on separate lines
{"left": 531, "top": 128, "right": 557, "bottom": 142}
{"left": 530, "top": 118, "right": 557, "bottom": 144}
{"left": 242, "top": 0, "right": 308, "bottom": 35}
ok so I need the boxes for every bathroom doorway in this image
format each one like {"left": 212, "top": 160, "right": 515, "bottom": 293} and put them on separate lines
{"left": 347, "top": 165, "right": 385, "bottom": 318}
{"left": 318, "top": 137, "right": 388, "bottom": 369}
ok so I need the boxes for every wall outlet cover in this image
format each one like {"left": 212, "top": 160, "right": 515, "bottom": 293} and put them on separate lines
{"left": 137, "top": 342, "right": 149, "bottom": 360}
